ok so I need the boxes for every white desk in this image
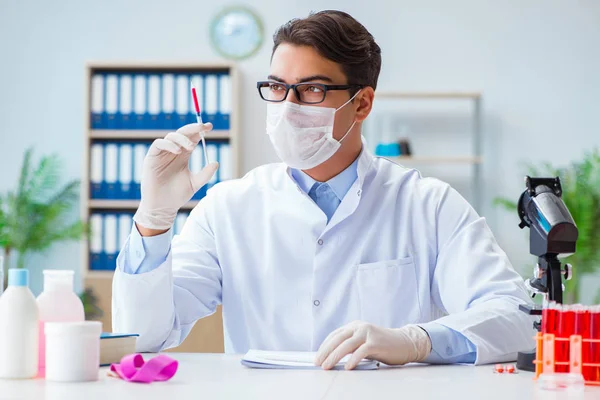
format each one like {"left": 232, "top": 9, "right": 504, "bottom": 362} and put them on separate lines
{"left": 1, "top": 354, "right": 598, "bottom": 400}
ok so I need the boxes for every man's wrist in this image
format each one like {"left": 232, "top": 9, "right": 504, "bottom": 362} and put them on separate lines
{"left": 136, "top": 222, "right": 169, "bottom": 237}
{"left": 133, "top": 206, "right": 177, "bottom": 234}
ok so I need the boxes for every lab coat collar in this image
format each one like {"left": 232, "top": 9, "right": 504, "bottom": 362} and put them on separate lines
{"left": 355, "top": 136, "right": 375, "bottom": 187}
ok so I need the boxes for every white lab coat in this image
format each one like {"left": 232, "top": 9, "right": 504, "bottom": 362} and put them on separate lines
{"left": 112, "top": 146, "right": 535, "bottom": 365}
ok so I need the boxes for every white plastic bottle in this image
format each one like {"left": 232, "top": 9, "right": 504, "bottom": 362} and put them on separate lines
{"left": 0, "top": 255, "right": 4, "bottom": 297}
{"left": 0, "top": 269, "right": 39, "bottom": 379}
{"left": 36, "top": 270, "right": 85, "bottom": 376}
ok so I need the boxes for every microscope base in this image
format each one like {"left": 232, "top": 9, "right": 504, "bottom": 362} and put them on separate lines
{"left": 517, "top": 349, "right": 536, "bottom": 372}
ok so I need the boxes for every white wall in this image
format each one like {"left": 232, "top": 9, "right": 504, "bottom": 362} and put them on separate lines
{"left": 1, "top": 0, "right": 599, "bottom": 298}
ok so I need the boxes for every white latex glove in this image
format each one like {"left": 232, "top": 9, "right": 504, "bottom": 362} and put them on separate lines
{"left": 314, "top": 321, "right": 432, "bottom": 370}
{"left": 133, "top": 123, "right": 218, "bottom": 230}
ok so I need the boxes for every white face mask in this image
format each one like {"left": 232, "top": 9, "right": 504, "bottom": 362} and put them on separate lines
{"left": 266, "top": 90, "right": 361, "bottom": 170}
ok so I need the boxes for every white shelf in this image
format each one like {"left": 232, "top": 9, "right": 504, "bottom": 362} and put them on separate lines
{"left": 90, "top": 130, "right": 230, "bottom": 140}
{"left": 87, "top": 61, "right": 235, "bottom": 70}
{"left": 89, "top": 200, "right": 199, "bottom": 210}
{"left": 387, "top": 156, "right": 483, "bottom": 164}
{"left": 376, "top": 92, "right": 481, "bottom": 99}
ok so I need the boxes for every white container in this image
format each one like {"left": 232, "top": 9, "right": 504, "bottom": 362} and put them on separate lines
{"left": 0, "top": 269, "right": 39, "bottom": 379}
{"left": 36, "top": 270, "right": 85, "bottom": 375}
{"left": 0, "top": 256, "right": 4, "bottom": 297}
{"left": 45, "top": 321, "right": 102, "bottom": 382}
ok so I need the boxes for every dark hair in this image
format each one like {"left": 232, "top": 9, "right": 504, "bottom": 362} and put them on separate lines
{"left": 272, "top": 10, "right": 382, "bottom": 91}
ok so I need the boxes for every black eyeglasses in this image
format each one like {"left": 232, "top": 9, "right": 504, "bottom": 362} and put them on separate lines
{"left": 257, "top": 81, "right": 363, "bottom": 104}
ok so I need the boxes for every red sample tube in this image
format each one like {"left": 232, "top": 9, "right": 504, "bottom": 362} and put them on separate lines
{"left": 541, "top": 301, "right": 558, "bottom": 370}
{"left": 591, "top": 305, "right": 600, "bottom": 383}
{"left": 557, "top": 304, "right": 575, "bottom": 373}
{"left": 542, "top": 301, "right": 559, "bottom": 334}
{"left": 574, "top": 306, "right": 591, "bottom": 380}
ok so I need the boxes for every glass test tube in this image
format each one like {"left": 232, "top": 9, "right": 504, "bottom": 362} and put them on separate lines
{"left": 591, "top": 305, "right": 600, "bottom": 383}
{"left": 557, "top": 304, "right": 574, "bottom": 373}
{"left": 574, "top": 305, "right": 591, "bottom": 381}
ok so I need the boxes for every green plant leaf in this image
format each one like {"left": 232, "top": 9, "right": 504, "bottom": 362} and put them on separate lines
{"left": 493, "top": 198, "right": 517, "bottom": 211}
{"left": 2, "top": 149, "right": 87, "bottom": 269}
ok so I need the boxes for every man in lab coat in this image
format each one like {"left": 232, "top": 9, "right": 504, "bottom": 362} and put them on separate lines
{"left": 113, "top": 10, "right": 534, "bottom": 369}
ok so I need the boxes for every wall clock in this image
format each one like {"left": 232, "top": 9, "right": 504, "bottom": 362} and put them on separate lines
{"left": 210, "top": 6, "right": 264, "bottom": 60}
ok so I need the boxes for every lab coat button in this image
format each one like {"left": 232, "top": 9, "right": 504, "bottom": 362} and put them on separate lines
{"left": 313, "top": 300, "right": 320, "bottom": 306}
{"left": 357, "top": 189, "right": 362, "bottom": 196}
{"left": 446, "top": 346, "right": 453, "bottom": 356}
{"left": 317, "top": 239, "right": 323, "bottom": 245}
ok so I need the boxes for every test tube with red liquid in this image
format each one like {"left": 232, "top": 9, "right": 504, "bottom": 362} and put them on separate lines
{"left": 541, "top": 300, "right": 558, "bottom": 371}
{"left": 591, "top": 305, "right": 600, "bottom": 383}
{"left": 556, "top": 304, "right": 575, "bottom": 373}
{"left": 190, "top": 81, "right": 209, "bottom": 165}
{"left": 574, "top": 305, "right": 592, "bottom": 381}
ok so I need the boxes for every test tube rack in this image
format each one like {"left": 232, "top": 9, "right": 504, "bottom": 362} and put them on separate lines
{"left": 534, "top": 332, "right": 600, "bottom": 385}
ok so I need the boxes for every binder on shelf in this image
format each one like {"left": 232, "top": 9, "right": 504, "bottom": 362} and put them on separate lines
{"left": 134, "top": 74, "right": 147, "bottom": 129}
{"left": 90, "top": 143, "right": 104, "bottom": 199}
{"left": 90, "top": 73, "right": 104, "bottom": 129}
{"left": 133, "top": 143, "right": 147, "bottom": 199}
{"left": 162, "top": 73, "right": 175, "bottom": 130}
{"left": 104, "top": 214, "right": 118, "bottom": 271}
{"left": 104, "top": 143, "right": 118, "bottom": 199}
{"left": 207, "top": 142, "right": 219, "bottom": 187}
{"left": 204, "top": 74, "right": 218, "bottom": 127}
{"left": 219, "top": 143, "right": 232, "bottom": 181}
{"left": 148, "top": 74, "right": 161, "bottom": 129}
{"left": 105, "top": 74, "right": 119, "bottom": 129}
{"left": 90, "top": 213, "right": 103, "bottom": 271}
{"left": 218, "top": 73, "right": 231, "bottom": 130}
{"left": 119, "top": 144, "right": 133, "bottom": 199}
{"left": 175, "top": 74, "right": 189, "bottom": 127}
{"left": 119, "top": 74, "right": 133, "bottom": 129}
{"left": 118, "top": 213, "right": 133, "bottom": 250}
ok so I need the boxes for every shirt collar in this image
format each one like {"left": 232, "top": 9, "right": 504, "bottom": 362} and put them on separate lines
{"left": 291, "top": 158, "right": 359, "bottom": 201}
{"left": 286, "top": 136, "right": 375, "bottom": 194}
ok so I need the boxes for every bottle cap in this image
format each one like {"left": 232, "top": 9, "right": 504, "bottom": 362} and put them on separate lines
{"left": 8, "top": 268, "right": 29, "bottom": 287}
{"left": 43, "top": 270, "right": 74, "bottom": 291}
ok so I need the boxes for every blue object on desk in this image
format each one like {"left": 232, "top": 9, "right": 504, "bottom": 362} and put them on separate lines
{"left": 101, "top": 332, "right": 139, "bottom": 339}
{"left": 375, "top": 142, "right": 401, "bottom": 157}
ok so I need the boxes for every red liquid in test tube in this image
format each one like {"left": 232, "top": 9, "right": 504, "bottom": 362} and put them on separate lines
{"left": 542, "top": 301, "right": 558, "bottom": 334}
{"left": 591, "top": 305, "right": 600, "bottom": 383}
{"left": 557, "top": 304, "right": 574, "bottom": 373}
{"left": 575, "top": 306, "right": 592, "bottom": 381}
{"left": 541, "top": 301, "right": 558, "bottom": 368}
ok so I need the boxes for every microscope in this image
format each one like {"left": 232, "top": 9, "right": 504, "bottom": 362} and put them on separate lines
{"left": 515, "top": 176, "right": 579, "bottom": 371}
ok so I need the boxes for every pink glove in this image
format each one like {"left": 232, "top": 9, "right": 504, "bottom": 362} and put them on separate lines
{"left": 109, "top": 354, "right": 178, "bottom": 383}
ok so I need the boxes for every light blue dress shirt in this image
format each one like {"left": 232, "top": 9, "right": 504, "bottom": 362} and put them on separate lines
{"left": 123, "top": 158, "right": 476, "bottom": 364}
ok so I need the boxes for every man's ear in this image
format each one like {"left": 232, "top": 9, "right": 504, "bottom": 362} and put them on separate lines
{"left": 354, "top": 87, "right": 375, "bottom": 122}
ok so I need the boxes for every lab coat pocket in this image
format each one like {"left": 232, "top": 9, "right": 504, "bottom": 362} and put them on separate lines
{"left": 356, "top": 257, "right": 421, "bottom": 328}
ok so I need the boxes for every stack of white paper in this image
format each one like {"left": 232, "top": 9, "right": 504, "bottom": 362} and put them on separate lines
{"left": 241, "top": 350, "right": 379, "bottom": 370}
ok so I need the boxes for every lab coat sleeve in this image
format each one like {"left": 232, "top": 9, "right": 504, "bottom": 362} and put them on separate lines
{"left": 427, "top": 183, "right": 536, "bottom": 365}
{"left": 112, "top": 192, "right": 222, "bottom": 353}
